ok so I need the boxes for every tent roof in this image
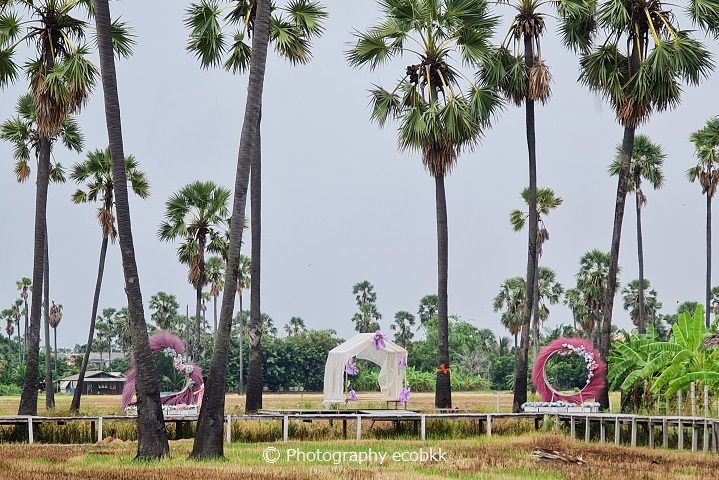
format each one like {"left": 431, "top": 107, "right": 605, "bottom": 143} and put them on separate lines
{"left": 327, "top": 333, "right": 407, "bottom": 356}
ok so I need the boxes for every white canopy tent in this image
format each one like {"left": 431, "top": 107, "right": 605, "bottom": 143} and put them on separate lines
{"left": 323, "top": 333, "right": 408, "bottom": 406}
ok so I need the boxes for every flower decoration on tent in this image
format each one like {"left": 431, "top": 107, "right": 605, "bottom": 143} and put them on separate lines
{"left": 347, "top": 389, "right": 358, "bottom": 401}
{"left": 345, "top": 358, "right": 359, "bottom": 376}
{"left": 397, "top": 355, "right": 407, "bottom": 369}
{"left": 398, "top": 386, "right": 411, "bottom": 404}
{"left": 373, "top": 330, "right": 386, "bottom": 350}
{"left": 531, "top": 337, "right": 606, "bottom": 405}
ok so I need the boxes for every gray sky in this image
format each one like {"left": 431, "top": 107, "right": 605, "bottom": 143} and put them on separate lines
{"left": 2, "top": 2, "right": 719, "bottom": 349}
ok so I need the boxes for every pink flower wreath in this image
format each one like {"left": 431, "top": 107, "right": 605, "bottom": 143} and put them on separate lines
{"left": 532, "top": 337, "right": 606, "bottom": 404}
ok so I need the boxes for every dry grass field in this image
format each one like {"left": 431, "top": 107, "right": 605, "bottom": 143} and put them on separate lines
{"left": 0, "top": 433, "right": 716, "bottom": 479}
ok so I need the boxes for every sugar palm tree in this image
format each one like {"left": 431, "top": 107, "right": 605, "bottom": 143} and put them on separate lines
{"left": 351, "top": 281, "right": 382, "bottom": 333}
{"left": 0, "top": 0, "right": 102, "bottom": 415}
{"left": 564, "top": 0, "right": 717, "bottom": 409}
{"left": 609, "top": 135, "right": 664, "bottom": 333}
{"left": 482, "top": 0, "right": 590, "bottom": 413}
{"left": 48, "top": 301, "right": 62, "bottom": 376}
{"left": 206, "top": 256, "right": 225, "bottom": 333}
{"left": 417, "top": 294, "right": 438, "bottom": 330}
{"left": 284, "top": 316, "right": 306, "bottom": 336}
{"left": 69, "top": 147, "right": 148, "bottom": 411}
{"left": 390, "top": 311, "right": 415, "bottom": 348}
{"left": 185, "top": 0, "right": 327, "bottom": 421}
{"left": 188, "top": 0, "right": 271, "bottom": 456}
{"left": 159, "top": 181, "right": 230, "bottom": 362}
{"left": 568, "top": 250, "right": 614, "bottom": 345}
{"left": 149, "top": 291, "right": 180, "bottom": 331}
{"left": 688, "top": 117, "right": 719, "bottom": 329}
{"left": 348, "top": 0, "right": 501, "bottom": 409}
{"left": 14, "top": 278, "right": 31, "bottom": 360}
{"left": 10, "top": 299, "right": 23, "bottom": 361}
{"left": 92, "top": 0, "right": 170, "bottom": 458}
{"left": 494, "top": 277, "right": 525, "bottom": 348}
{"left": 621, "top": 279, "right": 662, "bottom": 330}
{"left": 510, "top": 187, "right": 562, "bottom": 357}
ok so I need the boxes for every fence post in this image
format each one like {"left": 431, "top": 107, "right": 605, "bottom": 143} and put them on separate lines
{"left": 570, "top": 416, "right": 576, "bottom": 440}
{"left": 600, "top": 420, "right": 606, "bottom": 444}
{"left": 662, "top": 418, "right": 668, "bottom": 448}
{"left": 678, "top": 419, "right": 684, "bottom": 450}
{"left": 98, "top": 416, "right": 103, "bottom": 442}
{"left": 420, "top": 415, "right": 426, "bottom": 441}
{"left": 630, "top": 417, "right": 637, "bottom": 447}
{"left": 486, "top": 415, "right": 492, "bottom": 437}
{"left": 283, "top": 416, "right": 289, "bottom": 442}
{"left": 355, "top": 415, "right": 362, "bottom": 440}
{"left": 648, "top": 418, "right": 653, "bottom": 449}
{"left": 27, "top": 417, "right": 33, "bottom": 445}
{"left": 585, "top": 416, "right": 590, "bottom": 443}
{"left": 225, "top": 415, "right": 231, "bottom": 444}
{"left": 614, "top": 417, "right": 620, "bottom": 445}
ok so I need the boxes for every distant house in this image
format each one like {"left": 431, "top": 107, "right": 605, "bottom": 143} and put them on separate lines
{"left": 62, "top": 351, "right": 126, "bottom": 369}
{"left": 58, "top": 371, "right": 126, "bottom": 395}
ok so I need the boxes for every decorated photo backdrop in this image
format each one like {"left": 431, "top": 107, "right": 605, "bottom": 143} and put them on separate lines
{"left": 531, "top": 337, "right": 606, "bottom": 404}
{"left": 121, "top": 331, "right": 204, "bottom": 411}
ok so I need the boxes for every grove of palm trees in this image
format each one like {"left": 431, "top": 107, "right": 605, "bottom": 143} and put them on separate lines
{"left": 1, "top": 0, "right": 719, "bottom": 476}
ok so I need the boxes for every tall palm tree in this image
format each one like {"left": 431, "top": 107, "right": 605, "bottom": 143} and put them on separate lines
{"left": 351, "top": 281, "right": 382, "bottom": 333}
{"left": 10, "top": 299, "right": 23, "bottom": 360}
{"left": 621, "top": 279, "right": 662, "bottom": 330}
{"left": 14, "top": 278, "right": 31, "bottom": 361}
{"left": 567, "top": 249, "right": 613, "bottom": 344}
{"left": 190, "top": 0, "right": 272, "bottom": 456}
{"left": 0, "top": 0, "right": 100, "bottom": 415}
{"left": 565, "top": 0, "right": 716, "bottom": 409}
{"left": 493, "top": 277, "right": 525, "bottom": 348}
{"left": 348, "top": 0, "right": 501, "bottom": 409}
{"left": 206, "top": 256, "right": 225, "bottom": 333}
{"left": 149, "top": 291, "right": 180, "bottom": 331}
{"left": 159, "top": 181, "right": 229, "bottom": 362}
{"left": 185, "top": 0, "right": 327, "bottom": 420}
{"left": 609, "top": 135, "right": 664, "bottom": 333}
{"left": 48, "top": 302, "right": 62, "bottom": 376}
{"left": 70, "top": 147, "right": 148, "bottom": 411}
{"left": 93, "top": 0, "right": 169, "bottom": 459}
{"left": 390, "top": 311, "right": 415, "bottom": 347}
{"left": 284, "top": 316, "right": 306, "bottom": 336}
{"left": 688, "top": 117, "right": 719, "bottom": 329}
{"left": 417, "top": 294, "right": 438, "bottom": 330}
{"left": 510, "top": 187, "right": 562, "bottom": 357}
{"left": 482, "top": 0, "right": 590, "bottom": 414}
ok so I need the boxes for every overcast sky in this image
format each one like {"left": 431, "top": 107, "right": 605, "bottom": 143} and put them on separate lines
{"left": 1, "top": 2, "right": 718, "bottom": 350}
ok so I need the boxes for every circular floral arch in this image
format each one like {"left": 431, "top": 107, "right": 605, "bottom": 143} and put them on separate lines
{"left": 531, "top": 337, "right": 606, "bottom": 404}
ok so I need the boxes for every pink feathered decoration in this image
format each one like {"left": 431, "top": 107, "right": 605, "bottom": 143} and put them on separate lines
{"left": 531, "top": 337, "right": 606, "bottom": 404}
{"left": 121, "top": 331, "right": 203, "bottom": 411}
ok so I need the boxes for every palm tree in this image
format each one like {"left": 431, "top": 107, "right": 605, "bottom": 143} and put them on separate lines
{"left": 348, "top": 0, "right": 501, "bottom": 408}
{"left": 206, "top": 256, "right": 225, "bottom": 333}
{"left": 14, "top": 278, "right": 31, "bottom": 360}
{"left": 260, "top": 314, "right": 278, "bottom": 336}
{"left": 609, "top": 135, "right": 665, "bottom": 333}
{"left": 417, "top": 294, "right": 438, "bottom": 330}
{"left": 621, "top": 279, "right": 662, "bottom": 330}
{"left": 565, "top": 0, "right": 716, "bottom": 410}
{"left": 482, "top": 0, "right": 590, "bottom": 414}
{"left": 159, "top": 181, "right": 230, "bottom": 362}
{"left": 688, "top": 117, "right": 719, "bottom": 329}
{"left": 10, "top": 299, "right": 23, "bottom": 361}
{"left": 95, "top": 308, "right": 115, "bottom": 366}
{"left": 493, "top": 277, "right": 525, "bottom": 348}
{"left": 351, "top": 281, "right": 382, "bottom": 333}
{"left": 284, "top": 316, "right": 306, "bottom": 336}
{"left": 149, "top": 292, "right": 180, "bottom": 331}
{"left": 93, "top": 0, "right": 170, "bottom": 459}
{"left": 48, "top": 302, "right": 62, "bottom": 377}
{"left": 390, "top": 311, "right": 415, "bottom": 348}
{"left": 236, "top": 254, "right": 251, "bottom": 395}
{"left": 111, "top": 307, "right": 132, "bottom": 356}
{"left": 0, "top": 0, "right": 100, "bottom": 416}
{"left": 69, "top": 147, "right": 148, "bottom": 411}
{"left": 190, "top": 0, "right": 272, "bottom": 456}
{"left": 510, "top": 187, "right": 562, "bottom": 357}
{"left": 567, "top": 250, "right": 614, "bottom": 345}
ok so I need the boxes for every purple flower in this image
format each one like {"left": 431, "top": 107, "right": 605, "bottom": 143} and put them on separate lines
{"left": 398, "top": 386, "right": 411, "bottom": 404}
{"left": 397, "top": 356, "right": 407, "bottom": 369}
{"left": 373, "top": 330, "right": 386, "bottom": 350}
{"left": 347, "top": 389, "right": 358, "bottom": 401}
{"left": 345, "top": 358, "right": 359, "bottom": 376}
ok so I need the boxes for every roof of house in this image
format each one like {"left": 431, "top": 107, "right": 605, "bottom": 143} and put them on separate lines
{"left": 59, "top": 371, "right": 125, "bottom": 382}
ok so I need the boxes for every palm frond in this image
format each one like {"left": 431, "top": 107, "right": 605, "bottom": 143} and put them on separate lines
{"left": 185, "top": 0, "right": 226, "bottom": 69}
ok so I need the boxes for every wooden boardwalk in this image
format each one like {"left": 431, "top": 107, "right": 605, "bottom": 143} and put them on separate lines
{"left": 1, "top": 411, "right": 718, "bottom": 453}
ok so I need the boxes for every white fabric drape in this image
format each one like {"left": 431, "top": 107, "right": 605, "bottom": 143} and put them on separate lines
{"left": 322, "top": 333, "right": 408, "bottom": 406}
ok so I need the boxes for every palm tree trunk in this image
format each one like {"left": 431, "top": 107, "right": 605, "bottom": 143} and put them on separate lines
{"left": 513, "top": 33, "right": 537, "bottom": 413}
{"left": 598, "top": 125, "right": 636, "bottom": 409}
{"left": 434, "top": 175, "right": 451, "bottom": 409}
{"left": 44, "top": 233, "right": 54, "bottom": 409}
{"left": 195, "top": 285, "right": 202, "bottom": 362}
{"left": 636, "top": 184, "right": 646, "bottom": 334}
{"left": 93, "top": 0, "right": 169, "bottom": 459}
{"left": 18, "top": 136, "right": 50, "bottom": 416}
{"left": 246, "top": 118, "right": 264, "bottom": 413}
{"left": 707, "top": 190, "right": 712, "bottom": 329}
{"left": 71, "top": 239, "right": 109, "bottom": 412}
{"left": 23, "top": 299, "right": 28, "bottom": 361}
{"left": 532, "top": 262, "right": 540, "bottom": 358}
{"left": 213, "top": 294, "right": 218, "bottom": 333}
{"left": 191, "top": 0, "right": 271, "bottom": 457}
{"left": 54, "top": 327, "right": 58, "bottom": 378}
{"left": 18, "top": 312, "right": 23, "bottom": 363}
{"left": 239, "top": 293, "right": 244, "bottom": 395}
{"left": 514, "top": 334, "right": 517, "bottom": 349}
